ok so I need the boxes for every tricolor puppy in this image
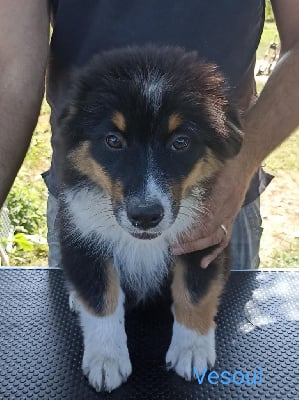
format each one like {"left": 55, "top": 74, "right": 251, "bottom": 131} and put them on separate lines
{"left": 57, "top": 46, "right": 243, "bottom": 392}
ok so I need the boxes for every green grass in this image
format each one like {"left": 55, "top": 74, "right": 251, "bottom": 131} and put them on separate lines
{"left": 24, "top": 101, "right": 52, "bottom": 175}
{"left": 265, "top": 130, "right": 299, "bottom": 173}
{"left": 6, "top": 100, "right": 51, "bottom": 266}
{"left": 263, "top": 239, "right": 299, "bottom": 269}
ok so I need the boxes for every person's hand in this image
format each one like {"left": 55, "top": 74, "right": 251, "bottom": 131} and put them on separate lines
{"left": 171, "top": 155, "right": 255, "bottom": 268}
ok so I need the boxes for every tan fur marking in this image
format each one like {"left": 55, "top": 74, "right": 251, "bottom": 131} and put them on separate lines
{"left": 168, "top": 113, "right": 182, "bottom": 133}
{"left": 68, "top": 141, "right": 113, "bottom": 195}
{"left": 69, "top": 142, "right": 125, "bottom": 202}
{"left": 112, "top": 180, "right": 124, "bottom": 204}
{"left": 69, "top": 142, "right": 124, "bottom": 203}
{"left": 171, "top": 261, "right": 225, "bottom": 334}
{"left": 102, "top": 261, "right": 120, "bottom": 315}
{"left": 78, "top": 260, "right": 120, "bottom": 317}
{"left": 112, "top": 111, "right": 126, "bottom": 133}
{"left": 182, "top": 149, "right": 222, "bottom": 194}
{"left": 169, "top": 181, "right": 183, "bottom": 206}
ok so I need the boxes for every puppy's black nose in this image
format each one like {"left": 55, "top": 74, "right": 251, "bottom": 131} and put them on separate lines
{"left": 127, "top": 201, "right": 164, "bottom": 230}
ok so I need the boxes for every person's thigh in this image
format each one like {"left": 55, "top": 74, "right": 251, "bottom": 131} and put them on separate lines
{"left": 230, "top": 197, "right": 263, "bottom": 270}
{"left": 46, "top": 195, "right": 263, "bottom": 270}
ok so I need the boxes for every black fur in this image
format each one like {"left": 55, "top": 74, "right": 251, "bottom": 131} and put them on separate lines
{"left": 57, "top": 45, "right": 243, "bottom": 311}
{"left": 181, "top": 246, "right": 230, "bottom": 303}
{"left": 59, "top": 208, "right": 111, "bottom": 314}
{"left": 58, "top": 46, "right": 242, "bottom": 189}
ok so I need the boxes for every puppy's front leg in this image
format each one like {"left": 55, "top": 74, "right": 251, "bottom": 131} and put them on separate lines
{"left": 80, "top": 287, "right": 132, "bottom": 392}
{"left": 63, "top": 253, "right": 132, "bottom": 392}
{"left": 166, "top": 251, "right": 228, "bottom": 380}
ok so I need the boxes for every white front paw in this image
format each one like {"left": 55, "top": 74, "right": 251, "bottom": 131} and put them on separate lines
{"left": 166, "top": 321, "right": 216, "bottom": 381}
{"left": 82, "top": 346, "right": 132, "bottom": 392}
{"left": 79, "top": 289, "right": 131, "bottom": 392}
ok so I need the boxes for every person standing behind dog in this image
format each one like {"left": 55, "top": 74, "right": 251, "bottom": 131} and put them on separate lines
{"left": 0, "top": 1, "right": 298, "bottom": 269}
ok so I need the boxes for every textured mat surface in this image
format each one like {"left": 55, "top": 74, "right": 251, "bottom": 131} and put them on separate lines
{"left": 0, "top": 269, "right": 298, "bottom": 399}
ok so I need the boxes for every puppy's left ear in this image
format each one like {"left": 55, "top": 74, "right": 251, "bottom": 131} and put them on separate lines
{"left": 224, "top": 104, "right": 244, "bottom": 157}
{"left": 206, "top": 104, "right": 244, "bottom": 160}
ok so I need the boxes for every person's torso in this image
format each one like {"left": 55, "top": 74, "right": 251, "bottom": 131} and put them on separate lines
{"left": 45, "top": 0, "right": 266, "bottom": 200}
{"left": 48, "top": 0, "right": 264, "bottom": 109}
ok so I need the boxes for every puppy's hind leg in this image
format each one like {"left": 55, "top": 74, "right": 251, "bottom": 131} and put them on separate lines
{"left": 166, "top": 248, "right": 229, "bottom": 381}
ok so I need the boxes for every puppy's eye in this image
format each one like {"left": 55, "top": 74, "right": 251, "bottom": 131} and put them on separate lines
{"left": 106, "top": 134, "right": 124, "bottom": 149}
{"left": 171, "top": 137, "right": 190, "bottom": 151}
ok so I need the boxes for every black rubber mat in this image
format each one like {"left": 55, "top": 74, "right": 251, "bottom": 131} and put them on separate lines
{"left": 0, "top": 269, "right": 298, "bottom": 399}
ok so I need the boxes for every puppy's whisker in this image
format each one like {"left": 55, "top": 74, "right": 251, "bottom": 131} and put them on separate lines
{"left": 180, "top": 204, "right": 210, "bottom": 217}
{"left": 177, "top": 212, "right": 193, "bottom": 219}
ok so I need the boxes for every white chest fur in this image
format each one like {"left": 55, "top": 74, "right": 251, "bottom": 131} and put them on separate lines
{"left": 62, "top": 187, "right": 173, "bottom": 299}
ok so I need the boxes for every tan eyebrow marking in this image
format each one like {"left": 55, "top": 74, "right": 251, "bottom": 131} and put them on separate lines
{"left": 112, "top": 111, "right": 126, "bottom": 133}
{"left": 168, "top": 113, "right": 182, "bottom": 133}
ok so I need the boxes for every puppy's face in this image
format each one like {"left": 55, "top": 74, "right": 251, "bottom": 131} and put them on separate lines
{"left": 60, "top": 47, "right": 243, "bottom": 241}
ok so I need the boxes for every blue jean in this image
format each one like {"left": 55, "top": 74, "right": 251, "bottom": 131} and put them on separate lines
{"left": 230, "top": 197, "right": 262, "bottom": 269}
{"left": 47, "top": 193, "right": 262, "bottom": 270}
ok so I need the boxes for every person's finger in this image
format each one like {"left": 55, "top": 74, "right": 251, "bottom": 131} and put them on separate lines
{"left": 200, "top": 238, "right": 230, "bottom": 269}
{"left": 171, "top": 226, "right": 225, "bottom": 255}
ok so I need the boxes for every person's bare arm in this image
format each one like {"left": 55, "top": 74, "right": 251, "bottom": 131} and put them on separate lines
{"left": 172, "top": 0, "right": 299, "bottom": 266}
{"left": 243, "top": 0, "right": 299, "bottom": 169}
{"left": 0, "top": 0, "right": 50, "bottom": 208}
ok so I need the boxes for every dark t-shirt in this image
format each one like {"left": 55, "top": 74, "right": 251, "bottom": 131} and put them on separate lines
{"left": 44, "top": 0, "right": 272, "bottom": 202}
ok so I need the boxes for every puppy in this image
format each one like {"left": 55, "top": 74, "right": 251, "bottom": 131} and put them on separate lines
{"left": 56, "top": 46, "right": 243, "bottom": 392}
